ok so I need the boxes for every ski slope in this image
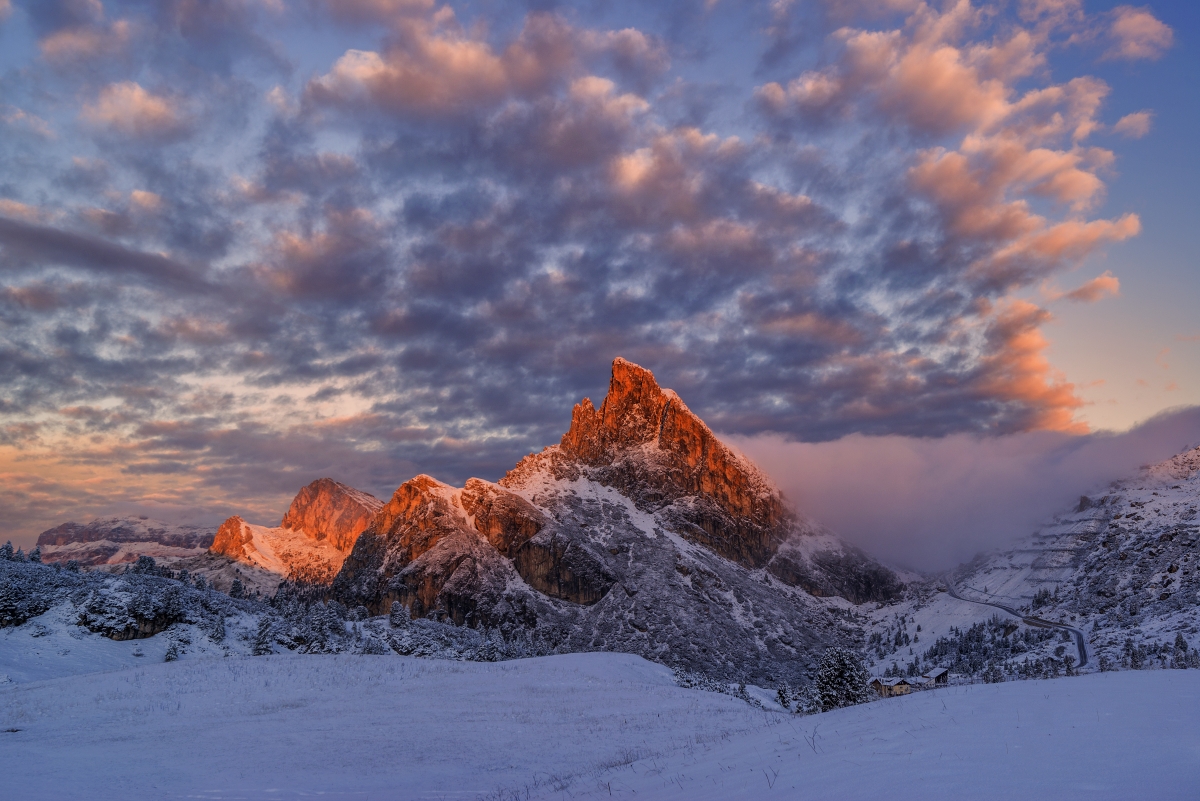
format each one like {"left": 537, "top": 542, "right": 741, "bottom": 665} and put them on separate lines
{"left": 2, "top": 651, "right": 1197, "bottom": 800}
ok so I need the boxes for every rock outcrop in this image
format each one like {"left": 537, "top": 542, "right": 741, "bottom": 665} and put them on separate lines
{"left": 332, "top": 357, "right": 902, "bottom": 684}
{"left": 208, "top": 479, "right": 382, "bottom": 584}
{"left": 507, "top": 357, "right": 789, "bottom": 567}
{"left": 280, "top": 478, "right": 383, "bottom": 552}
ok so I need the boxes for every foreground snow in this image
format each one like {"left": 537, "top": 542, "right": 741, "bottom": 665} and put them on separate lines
{"left": 2, "top": 652, "right": 1197, "bottom": 800}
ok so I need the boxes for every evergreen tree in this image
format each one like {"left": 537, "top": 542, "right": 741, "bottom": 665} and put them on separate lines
{"left": 13, "top": 547, "right": 25, "bottom": 562}
{"left": 1171, "top": 633, "right": 1189, "bottom": 669}
{"left": 252, "top": 616, "right": 274, "bottom": 656}
{"left": 194, "top": 575, "right": 207, "bottom": 591}
{"left": 28, "top": 546, "right": 41, "bottom": 563}
{"left": 814, "top": 647, "right": 872, "bottom": 712}
{"left": 775, "top": 682, "right": 794, "bottom": 712}
{"left": 230, "top": 578, "right": 244, "bottom": 599}
{"left": 164, "top": 641, "right": 180, "bottom": 662}
{"left": 0, "top": 541, "right": 11, "bottom": 560}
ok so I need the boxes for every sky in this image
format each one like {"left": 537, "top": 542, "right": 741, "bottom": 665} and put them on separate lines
{"left": 0, "top": 0, "right": 1196, "bottom": 559}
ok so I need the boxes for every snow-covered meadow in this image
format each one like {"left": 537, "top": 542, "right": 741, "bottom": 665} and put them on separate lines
{"left": 2, "top": 650, "right": 1197, "bottom": 800}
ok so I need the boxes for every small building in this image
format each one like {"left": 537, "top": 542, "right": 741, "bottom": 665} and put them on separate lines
{"left": 922, "top": 667, "right": 949, "bottom": 685}
{"left": 870, "top": 677, "right": 913, "bottom": 698}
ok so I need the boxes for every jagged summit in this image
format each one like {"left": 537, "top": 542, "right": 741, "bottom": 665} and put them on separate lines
{"left": 504, "top": 358, "right": 788, "bottom": 568}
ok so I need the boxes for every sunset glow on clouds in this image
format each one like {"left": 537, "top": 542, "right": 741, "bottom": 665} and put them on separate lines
{"left": 0, "top": 0, "right": 1193, "bottom": 545}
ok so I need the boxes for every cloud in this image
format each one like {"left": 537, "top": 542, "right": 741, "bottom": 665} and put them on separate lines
{"left": 1046, "top": 270, "right": 1120, "bottom": 303}
{"left": 320, "top": 0, "right": 434, "bottom": 26}
{"left": 2, "top": 106, "right": 56, "bottom": 139}
{"left": 1112, "top": 110, "right": 1152, "bottom": 138}
{"left": 306, "top": 11, "right": 578, "bottom": 117}
{"left": 80, "top": 82, "right": 189, "bottom": 139}
{"left": 729, "top": 405, "right": 1200, "bottom": 570}
{"left": 0, "top": 0, "right": 1177, "bottom": 546}
{"left": 39, "top": 19, "right": 133, "bottom": 64}
{"left": 1106, "top": 6, "right": 1173, "bottom": 61}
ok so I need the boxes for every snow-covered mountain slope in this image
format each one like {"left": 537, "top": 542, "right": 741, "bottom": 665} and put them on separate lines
{"left": 333, "top": 358, "right": 900, "bottom": 685}
{"left": 2, "top": 651, "right": 1195, "bottom": 801}
{"left": 210, "top": 478, "right": 382, "bottom": 584}
{"left": 865, "top": 445, "right": 1200, "bottom": 678}
{"left": 34, "top": 517, "right": 215, "bottom": 567}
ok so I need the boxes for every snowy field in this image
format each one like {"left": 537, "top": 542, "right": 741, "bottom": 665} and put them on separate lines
{"left": 2, "top": 652, "right": 1198, "bottom": 801}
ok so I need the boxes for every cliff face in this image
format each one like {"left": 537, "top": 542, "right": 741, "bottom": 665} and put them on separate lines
{"left": 280, "top": 478, "right": 382, "bottom": 552}
{"left": 207, "top": 479, "right": 383, "bottom": 584}
{"left": 535, "top": 357, "right": 789, "bottom": 567}
{"left": 331, "top": 357, "right": 902, "bottom": 684}
{"left": 209, "top": 516, "right": 254, "bottom": 560}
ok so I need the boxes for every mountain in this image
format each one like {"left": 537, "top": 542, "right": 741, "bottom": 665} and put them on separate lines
{"left": 210, "top": 478, "right": 383, "bottom": 584}
{"left": 864, "top": 444, "right": 1200, "bottom": 678}
{"left": 36, "top": 517, "right": 215, "bottom": 567}
{"left": 332, "top": 357, "right": 901, "bottom": 684}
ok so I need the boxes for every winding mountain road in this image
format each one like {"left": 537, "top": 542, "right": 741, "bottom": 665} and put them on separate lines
{"left": 943, "top": 578, "right": 1089, "bottom": 668}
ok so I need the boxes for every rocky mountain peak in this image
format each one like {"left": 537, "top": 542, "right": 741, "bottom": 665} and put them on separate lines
{"left": 279, "top": 478, "right": 383, "bottom": 552}
{"left": 560, "top": 357, "right": 677, "bottom": 461}
{"left": 511, "top": 357, "right": 788, "bottom": 567}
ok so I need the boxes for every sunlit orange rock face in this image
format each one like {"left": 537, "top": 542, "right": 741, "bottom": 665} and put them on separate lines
{"left": 209, "top": 516, "right": 253, "bottom": 559}
{"left": 280, "top": 478, "right": 383, "bottom": 552}
{"left": 546, "top": 357, "right": 790, "bottom": 567}
{"left": 209, "top": 479, "right": 383, "bottom": 583}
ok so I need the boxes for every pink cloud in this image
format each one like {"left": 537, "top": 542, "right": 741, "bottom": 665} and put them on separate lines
{"left": 1112, "top": 110, "right": 1153, "bottom": 138}
{"left": 81, "top": 82, "right": 189, "bottom": 139}
{"left": 1052, "top": 270, "right": 1120, "bottom": 303}
{"left": 1107, "top": 6, "right": 1174, "bottom": 61}
{"left": 307, "top": 11, "right": 580, "bottom": 117}
{"left": 321, "top": 0, "right": 434, "bottom": 25}
{"left": 40, "top": 20, "right": 133, "bottom": 65}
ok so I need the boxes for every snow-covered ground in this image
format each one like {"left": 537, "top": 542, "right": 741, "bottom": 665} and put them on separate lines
{"left": 2, "top": 650, "right": 1197, "bottom": 800}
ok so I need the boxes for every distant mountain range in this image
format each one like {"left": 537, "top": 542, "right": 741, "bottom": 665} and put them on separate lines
{"left": 23, "top": 358, "right": 1199, "bottom": 684}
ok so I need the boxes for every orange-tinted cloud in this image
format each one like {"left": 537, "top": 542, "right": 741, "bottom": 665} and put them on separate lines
{"left": 81, "top": 82, "right": 188, "bottom": 139}
{"left": 1113, "top": 110, "right": 1152, "bottom": 138}
{"left": 973, "top": 299, "right": 1086, "bottom": 433}
{"left": 1049, "top": 270, "right": 1120, "bottom": 303}
{"left": 306, "top": 11, "right": 578, "bottom": 116}
{"left": 40, "top": 20, "right": 133, "bottom": 64}
{"left": 1107, "top": 6, "right": 1174, "bottom": 61}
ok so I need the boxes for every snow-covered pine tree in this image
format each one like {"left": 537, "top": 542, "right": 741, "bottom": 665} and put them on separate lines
{"left": 28, "top": 546, "right": 41, "bottom": 563}
{"left": 775, "top": 682, "right": 794, "bottom": 712}
{"left": 230, "top": 578, "right": 244, "bottom": 599}
{"left": 252, "top": 616, "right": 274, "bottom": 655}
{"left": 0, "top": 542, "right": 11, "bottom": 560}
{"left": 814, "top": 647, "right": 872, "bottom": 712}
